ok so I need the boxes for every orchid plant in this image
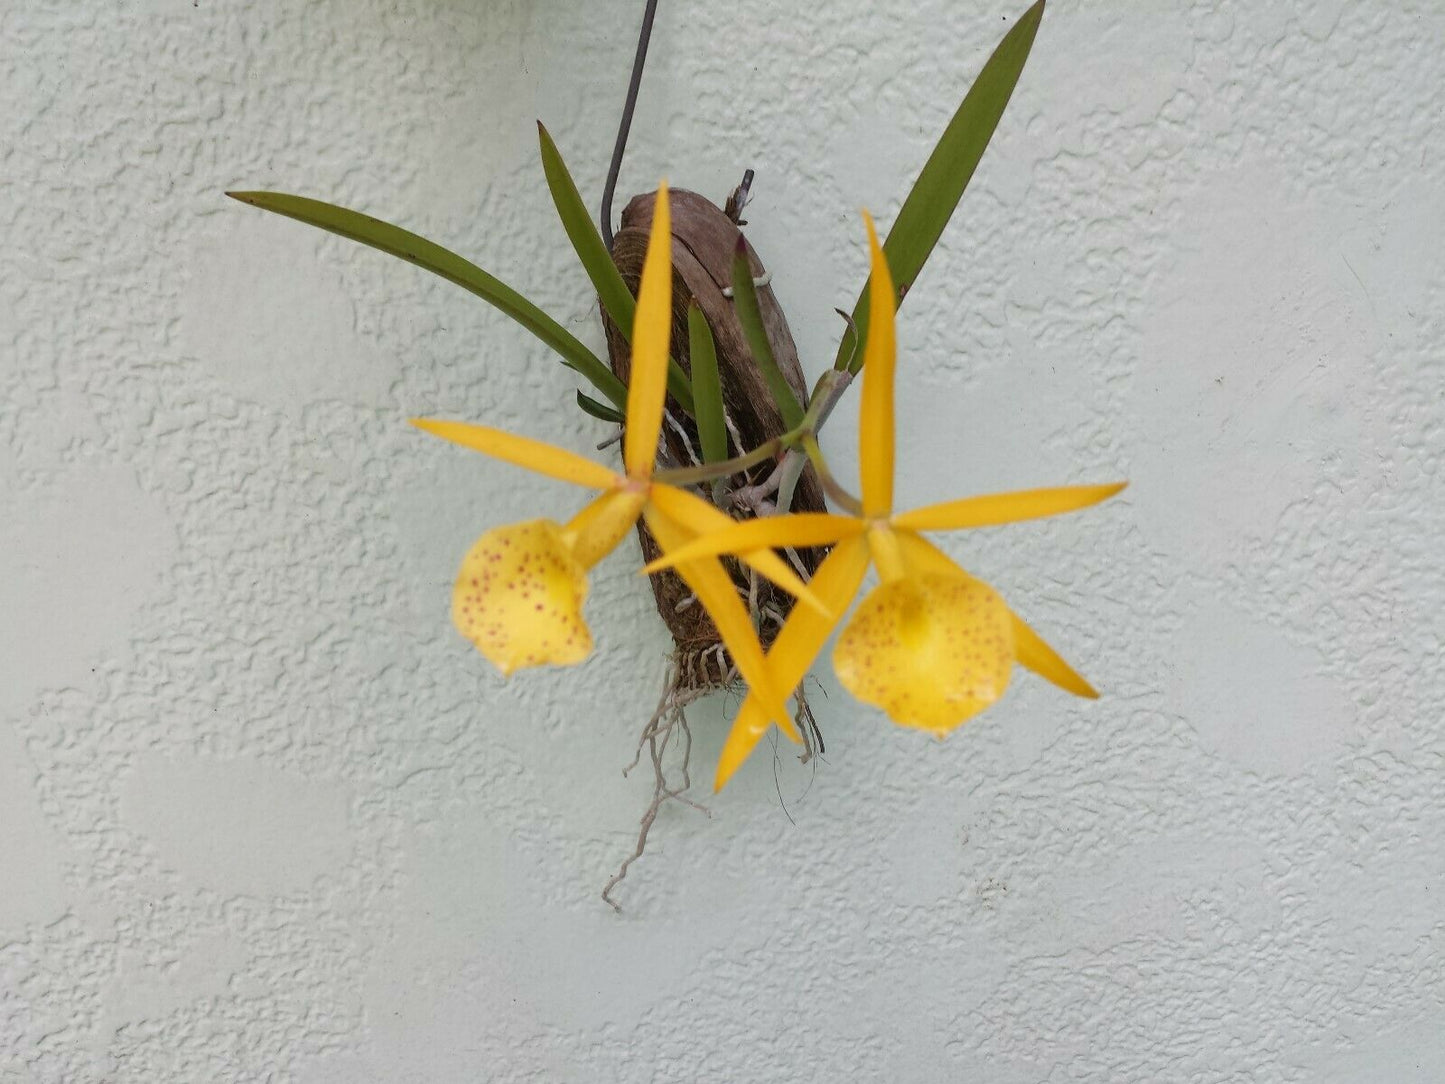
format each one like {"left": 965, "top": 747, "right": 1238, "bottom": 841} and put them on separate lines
{"left": 230, "top": 1, "right": 1123, "bottom": 904}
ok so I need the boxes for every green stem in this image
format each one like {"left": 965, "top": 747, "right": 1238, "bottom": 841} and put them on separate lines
{"left": 801, "top": 436, "right": 863, "bottom": 516}
{"left": 770, "top": 368, "right": 854, "bottom": 513}
{"left": 654, "top": 435, "right": 786, "bottom": 486}
{"left": 805, "top": 368, "right": 853, "bottom": 430}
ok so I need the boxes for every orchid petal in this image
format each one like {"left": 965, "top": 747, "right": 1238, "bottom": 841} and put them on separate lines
{"left": 714, "top": 535, "right": 871, "bottom": 791}
{"left": 647, "top": 486, "right": 844, "bottom": 617}
{"left": 640, "top": 507, "right": 862, "bottom": 575}
{"left": 624, "top": 182, "right": 672, "bottom": 478}
{"left": 643, "top": 506, "right": 793, "bottom": 733}
{"left": 1011, "top": 610, "right": 1098, "bottom": 699}
{"left": 895, "top": 529, "right": 1099, "bottom": 699}
{"left": 834, "top": 570, "right": 1014, "bottom": 735}
{"left": 893, "top": 482, "right": 1127, "bottom": 532}
{"left": 561, "top": 489, "right": 647, "bottom": 569}
{"left": 451, "top": 519, "right": 593, "bottom": 675}
{"left": 859, "top": 210, "right": 897, "bottom": 518}
{"left": 412, "top": 419, "right": 618, "bottom": 490}
{"left": 865, "top": 524, "right": 908, "bottom": 584}
{"left": 891, "top": 527, "right": 965, "bottom": 578}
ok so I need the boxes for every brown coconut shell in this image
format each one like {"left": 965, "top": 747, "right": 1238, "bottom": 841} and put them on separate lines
{"left": 602, "top": 188, "right": 828, "bottom": 686}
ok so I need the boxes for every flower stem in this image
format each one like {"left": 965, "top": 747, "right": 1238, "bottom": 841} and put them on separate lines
{"left": 654, "top": 435, "right": 785, "bottom": 486}
{"left": 770, "top": 368, "right": 855, "bottom": 514}
{"left": 801, "top": 436, "right": 863, "bottom": 515}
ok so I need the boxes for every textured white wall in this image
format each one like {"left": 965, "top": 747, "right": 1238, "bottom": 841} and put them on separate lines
{"left": 3, "top": 0, "right": 1443, "bottom": 1080}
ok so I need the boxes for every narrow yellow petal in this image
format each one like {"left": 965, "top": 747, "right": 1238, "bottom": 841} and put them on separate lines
{"left": 865, "top": 524, "right": 908, "bottom": 584}
{"left": 891, "top": 528, "right": 964, "bottom": 579}
{"left": 643, "top": 506, "right": 793, "bottom": 734}
{"left": 893, "top": 529, "right": 1098, "bottom": 699}
{"left": 713, "top": 535, "right": 870, "bottom": 791}
{"left": 834, "top": 570, "right": 1014, "bottom": 735}
{"left": 757, "top": 534, "right": 872, "bottom": 700}
{"left": 859, "top": 210, "right": 896, "bottom": 518}
{"left": 640, "top": 502, "right": 861, "bottom": 573}
{"left": 646, "top": 487, "right": 851, "bottom": 616}
{"left": 893, "top": 482, "right": 1128, "bottom": 533}
{"left": 713, "top": 702, "right": 773, "bottom": 793}
{"left": 1011, "top": 610, "right": 1098, "bottom": 699}
{"left": 451, "top": 519, "right": 593, "bottom": 675}
{"left": 412, "top": 419, "right": 618, "bottom": 490}
{"left": 560, "top": 489, "right": 646, "bottom": 569}
{"left": 623, "top": 182, "right": 673, "bottom": 478}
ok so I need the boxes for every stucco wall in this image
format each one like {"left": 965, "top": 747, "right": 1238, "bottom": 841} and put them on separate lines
{"left": 3, "top": 1, "right": 1443, "bottom": 1080}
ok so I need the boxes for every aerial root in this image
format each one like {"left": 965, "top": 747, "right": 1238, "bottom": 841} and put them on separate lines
{"left": 602, "top": 654, "right": 721, "bottom": 912}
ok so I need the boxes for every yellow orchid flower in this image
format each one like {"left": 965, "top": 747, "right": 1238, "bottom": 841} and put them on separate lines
{"left": 644, "top": 210, "right": 1126, "bottom": 789}
{"left": 412, "top": 183, "right": 825, "bottom": 732}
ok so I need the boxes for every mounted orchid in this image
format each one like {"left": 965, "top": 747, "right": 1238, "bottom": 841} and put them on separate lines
{"left": 230, "top": 0, "right": 1125, "bottom": 907}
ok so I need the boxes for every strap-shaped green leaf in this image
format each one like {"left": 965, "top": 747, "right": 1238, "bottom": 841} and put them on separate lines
{"left": 576, "top": 389, "right": 626, "bottom": 424}
{"left": 227, "top": 190, "right": 628, "bottom": 409}
{"left": 687, "top": 303, "right": 728, "bottom": 464}
{"left": 833, "top": 0, "right": 1045, "bottom": 372}
{"left": 537, "top": 123, "right": 636, "bottom": 335}
{"left": 730, "top": 240, "right": 805, "bottom": 431}
{"left": 536, "top": 123, "right": 695, "bottom": 415}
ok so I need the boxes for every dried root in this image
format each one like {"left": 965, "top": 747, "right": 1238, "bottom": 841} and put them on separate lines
{"left": 601, "top": 644, "right": 825, "bottom": 912}
{"left": 601, "top": 655, "right": 717, "bottom": 912}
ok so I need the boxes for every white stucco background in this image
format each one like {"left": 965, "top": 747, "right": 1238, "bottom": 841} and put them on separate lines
{"left": 3, "top": 0, "right": 1443, "bottom": 1080}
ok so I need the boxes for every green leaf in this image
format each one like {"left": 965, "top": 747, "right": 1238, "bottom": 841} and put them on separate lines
{"left": 226, "top": 190, "right": 628, "bottom": 409}
{"left": 536, "top": 123, "right": 695, "bottom": 415}
{"left": 576, "top": 389, "right": 626, "bottom": 425}
{"left": 833, "top": 0, "right": 1045, "bottom": 372}
{"left": 537, "top": 124, "right": 636, "bottom": 338}
{"left": 687, "top": 304, "right": 728, "bottom": 464}
{"left": 730, "top": 239, "right": 805, "bottom": 431}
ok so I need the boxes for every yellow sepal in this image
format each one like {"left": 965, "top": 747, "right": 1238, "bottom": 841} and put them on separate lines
{"left": 713, "top": 535, "right": 871, "bottom": 791}
{"left": 642, "top": 506, "right": 793, "bottom": 734}
{"left": 891, "top": 528, "right": 962, "bottom": 578}
{"left": 892, "top": 482, "right": 1127, "bottom": 533}
{"left": 561, "top": 488, "right": 647, "bottom": 569}
{"left": 1011, "top": 611, "right": 1098, "bottom": 699}
{"left": 623, "top": 182, "right": 672, "bottom": 479}
{"left": 894, "top": 529, "right": 1100, "bottom": 700}
{"left": 647, "top": 485, "right": 840, "bottom": 618}
{"left": 412, "top": 419, "right": 619, "bottom": 491}
{"left": 859, "top": 211, "right": 896, "bottom": 518}
{"left": 639, "top": 508, "right": 863, "bottom": 576}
